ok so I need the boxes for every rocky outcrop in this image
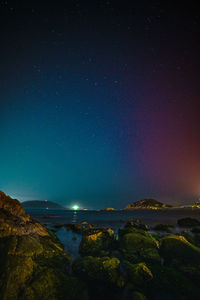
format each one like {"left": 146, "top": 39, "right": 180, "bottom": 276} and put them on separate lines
{"left": 0, "top": 191, "right": 48, "bottom": 237}
{"left": 72, "top": 256, "right": 125, "bottom": 288}
{"left": 0, "top": 191, "right": 86, "bottom": 300}
{"left": 125, "top": 198, "right": 172, "bottom": 210}
{"left": 123, "top": 261, "right": 153, "bottom": 286}
{"left": 80, "top": 228, "right": 115, "bottom": 256}
{"left": 160, "top": 234, "right": 200, "bottom": 264}
{"left": 0, "top": 191, "right": 30, "bottom": 222}
{"left": 100, "top": 208, "right": 116, "bottom": 211}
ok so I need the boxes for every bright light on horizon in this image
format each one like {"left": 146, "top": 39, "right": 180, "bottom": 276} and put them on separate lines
{"left": 72, "top": 204, "right": 79, "bottom": 210}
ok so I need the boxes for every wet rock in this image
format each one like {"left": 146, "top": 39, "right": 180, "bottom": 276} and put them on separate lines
{"left": 72, "top": 256, "right": 125, "bottom": 289}
{"left": 0, "top": 191, "right": 30, "bottom": 222}
{"left": 65, "top": 223, "right": 94, "bottom": 234}
{"left": 160, "top": 234, "right": 200, "bottom": 264}
{"left": 118, "top": 226, "right": 151, "bottom": 238}
{"left": 131, "top": 291, "right": 147, "bottom": 300}
{"left": 148, "top": 265, "right": 200, "bottom": 299}
{"left": 119, "top": 230, "right": 160, "bottom": 265}
{"left": 125, "top": 221, "right": 149, "bottom": 231}
{"left": 0, "top": 191, "right": 87, "bottom": 300}
{"left": 123, "top": 261, "right": 153, "bottom": 286}
{"left": 0, "top": 191, "right": 48, "bottom": 237}
{"left": 80, "top": 228, "right": 114, "bottom": 256}
{"left": 177, "top": 217, "right": 200, "bottom": 227}
{"left": 119, "top": 232, "right": 158, "bottom": 252}
{"left": 153, "top": 224, "right": 174, "bottom": 232}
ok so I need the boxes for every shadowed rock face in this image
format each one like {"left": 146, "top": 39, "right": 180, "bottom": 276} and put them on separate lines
{"left": 0, "top": 191, "right": 48, "bottom": 237}
{"left": 0, "top": 191, "right": 87, "bottom": 300}
{"left": 0, "top": 191, "right": 29, "bottom": 221}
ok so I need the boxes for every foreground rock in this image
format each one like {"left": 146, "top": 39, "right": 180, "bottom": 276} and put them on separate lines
{"left": 0, "top": 191, "right": 86, "bottom": 300}
{"left": 72, "top": 256, "right": 125, "bottom": 288}
{"left": 80, "top": 228, "right": 115, "bottom": 256}
{"left": 160, "top": 234, "right": 200, "bottom": 264}
{"left": 119, "top": 225, "right": 160, "bottom": 265}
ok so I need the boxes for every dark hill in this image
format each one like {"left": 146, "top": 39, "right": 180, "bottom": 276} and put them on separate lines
{"left": 125, "top": 198, "right": 172, "bottom": 209}
{"left": 22, "top": 200, "right": 65, "bottom": 209}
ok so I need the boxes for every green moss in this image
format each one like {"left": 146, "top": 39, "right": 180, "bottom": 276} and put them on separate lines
{"left": 80, "top": 229, "right": 114, "bottom": 256}
{"left": 160, "top": 234, "right": 200, "bottom": 264}
{"left": 131, "top": 291, "right": 147, "bottom": 300}
{"left": 118, "top": 227, "right": 151, "bottom": 238}
{"left": 72, "top": 256, "right": 125, "bottom": 289}
{"left": 148, "top": 265, "right": 200, "bottom": 299}
{"left": 139, "top": 248, "right": 161, "bottom": 264}
{"left": 123, "top": 261, "right": 153, "bottom": 286}
{"left": 120, "top": 232, "right": 158, "bottom": 252}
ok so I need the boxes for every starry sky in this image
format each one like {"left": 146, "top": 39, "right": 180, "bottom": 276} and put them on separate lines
{"left": 0, "top": 1, "right": 200, "bottom": 208}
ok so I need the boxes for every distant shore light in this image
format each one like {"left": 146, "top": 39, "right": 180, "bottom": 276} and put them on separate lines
{"left": 72, "top": 205, "right": 79, "bottom": 210}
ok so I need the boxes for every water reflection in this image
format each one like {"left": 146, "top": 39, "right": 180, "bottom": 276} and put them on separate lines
{"left": 72, "top": 210, "right": 77, "bottom": 223}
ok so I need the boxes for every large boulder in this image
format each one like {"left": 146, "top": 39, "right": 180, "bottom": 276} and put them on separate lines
{"left": 80, "top": 228, "right": 114, "bottom": 256}
{"left": 119, "top": 230, "right": 160, "bottom": 264}
{"left": 0, "top": 191, "right": 47, "bottom": 237}
{"left": 0, "top": 191, "right": 29, "bottom": 222}
{"left": 72, "top": 256, "right": 125, "bottom": 289}
{"left": 123, "top": 261, "right": 153, "bottom": 286}
{"left": 120, "top": 232, "right": 158, "bottom": 252}
{"left": 148, "top": 265, "right": 200, "bottom": 299}
{"left": 0, "top": 191, "right": 87, "bottom": 300}
{"left": 160, "top": 234, "right": 200, "bottom": 264}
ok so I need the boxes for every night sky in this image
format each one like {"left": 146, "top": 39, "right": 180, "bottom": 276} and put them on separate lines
{"left": 1, "top": 1, "right": 200, "bottom": 208}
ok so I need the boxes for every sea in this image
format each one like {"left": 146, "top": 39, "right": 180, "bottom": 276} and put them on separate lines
{"left": 26, "top": 208, "right": 200, "bottom": 259}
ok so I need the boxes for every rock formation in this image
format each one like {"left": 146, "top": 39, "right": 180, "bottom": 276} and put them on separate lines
{"left": 125, "top": 198, "right": 172, "bottom": 209}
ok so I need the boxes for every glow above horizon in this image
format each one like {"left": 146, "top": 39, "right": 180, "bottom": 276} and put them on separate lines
{"left": 0, "top": 2, "right": 199, "bottom": 208}
{"left": 72, "top": 205, "right": 79, "bottom": 210}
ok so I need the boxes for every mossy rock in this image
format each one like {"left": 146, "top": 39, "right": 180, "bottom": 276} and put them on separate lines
{"left": 153, "top": 224, "right": 174, "bottom": 232}
{"left": 119, "top": 231, "right": 160, "bottom": 265}
{"left": 80, "top": 228, "right": 114, "bottom": 256}
{"left": 148, "top": 265, "right": 200, "bottom": 300}
{"left": 177, "top": 217, "right": 200, "bottom": 227}
{"left": 0, "top": 255, "right": 34, "bottom": 300}
{"left": 0, "top": 234, "right": 71, "bottom": 300}
{"left": 139, "top": 248, "right": 161, "bottom": 264}
{"left": 160, "top": 234, "right": 200, "bottom": 264}
{"left": 72, "top": 256, "right": 125, "bottom": 289}
{"left": 118, "top": 227, "right": 150, "bottom": 238}
{"left": 120, "top": 232, "right": 158, "bottom": 252}
{"left": 181, "top": 231, "right": 196, "bottom": 245}
{"left": 131, "top": 291, "right": 147, "bottom": 300}
{"left": 123, "top": 261, "right": 153, "bottom": 287}
{"left": 179, "top": 264, "right": 200, "bottom": 284}
{"left": 20, "top": 272, "right": 87, "bottom": 300}
{"left": 125, "top": 221, "right": 149, "bottom": 231}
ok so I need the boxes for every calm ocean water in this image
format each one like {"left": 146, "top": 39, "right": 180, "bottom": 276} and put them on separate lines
{"left": 26, "top": 208, "right": 200, "bottom": 228}
{"left": 25, "top": 208, "right": 200, "bottom": 259}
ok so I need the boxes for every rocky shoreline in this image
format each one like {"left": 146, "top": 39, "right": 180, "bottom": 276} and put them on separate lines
{"left": 1, "top": 191, "right": 200, "bottom": 299}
